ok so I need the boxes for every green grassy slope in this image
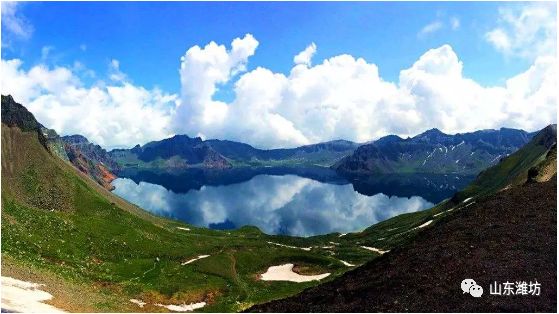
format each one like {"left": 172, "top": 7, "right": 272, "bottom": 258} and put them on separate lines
{"left": 2, "top": 123, "right": 423, "bottom": 312}
{"left": 3, "top": 102, "right": 554, "bottom": 312}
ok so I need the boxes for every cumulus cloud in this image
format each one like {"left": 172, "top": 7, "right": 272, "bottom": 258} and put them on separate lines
{"left": 170, "top": 35, "right": 556, "bottom": 149}
{"left": 485, "top": 2, "right": 556, "bottom": 60}
{"left": 2, "top": 31, "right": 555, "bottom": 149}
{"left": 173, "top": 33, "right": 258, "bottom": 138}
{"left": 1, "top": 2, "right": 33, "bottom": 41}
{"left": 293, "top": 43, "right": 317, "bottom": 66}
{"left": 1, "top": 59, "right": 177, "bottom": 148}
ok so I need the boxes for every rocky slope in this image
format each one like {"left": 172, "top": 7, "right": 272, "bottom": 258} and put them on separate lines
{"left": 1, "top": 95, "right": 118, "bottom": 190}
{"left": 250, "top": 125, "right": 557, "bottom": 312}
{"left": 59, "top": 135, "right": 120, "bottom": 190}
{"left": 334, "top": 127, "right": 534, "bottom": 175}
{"left": 250, "top": 178, "right": 557, "bottom": 312}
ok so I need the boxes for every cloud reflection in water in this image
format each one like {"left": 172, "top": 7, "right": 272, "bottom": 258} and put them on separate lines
{"left": 113, "top": 174, "right": 434, "bottom": 237}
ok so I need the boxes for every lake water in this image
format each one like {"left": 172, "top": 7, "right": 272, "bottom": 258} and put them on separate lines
{"left": 112, "top": 167, "right": 473, "bottom": 237}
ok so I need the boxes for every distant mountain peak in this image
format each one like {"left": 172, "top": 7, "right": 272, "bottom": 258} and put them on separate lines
{"left": 62, "top": 134, "right": 90, "bottom": 144}
{"left": 418, "top": 128, "right": 446, "bottom": 137}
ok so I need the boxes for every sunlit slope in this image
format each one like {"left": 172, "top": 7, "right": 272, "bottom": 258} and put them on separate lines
{"left": 2, "top": 120, "right": 406, "bottom": 312}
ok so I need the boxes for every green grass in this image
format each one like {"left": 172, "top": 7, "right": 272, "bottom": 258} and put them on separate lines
{"left": 2, "top": 125, "right": 451, "bottom": 312}
{"left": 3, "top": 123, "right": 552, "bottom": 312}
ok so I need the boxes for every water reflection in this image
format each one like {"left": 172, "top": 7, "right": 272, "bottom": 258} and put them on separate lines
{"left": 112, "top": 168, "right": 472, "bottom": 236}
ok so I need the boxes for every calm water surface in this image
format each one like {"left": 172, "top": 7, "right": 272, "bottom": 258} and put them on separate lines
{"left": 112, "top": 167, "right": 473, "bottom": 237}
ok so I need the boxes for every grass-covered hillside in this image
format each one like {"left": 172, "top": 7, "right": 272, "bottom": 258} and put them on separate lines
{"left": 1, "top": 97, "right": 451, "bottom": 312}
{"left": 2, "top": 95, "right": 554, "bottom": 312}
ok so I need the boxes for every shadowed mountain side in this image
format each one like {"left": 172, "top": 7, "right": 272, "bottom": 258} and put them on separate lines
{"left": 453, "top": 124, "right": 556, "bottom": 202}
{"left": 334, "top": 127, "right": 534, "bottom": 175}
{"left": 249, "top": 178, "right": 557, "bottom": 312}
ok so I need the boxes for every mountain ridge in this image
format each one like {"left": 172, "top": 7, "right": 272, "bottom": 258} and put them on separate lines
{"left": 334, "top": 126, "right": 535, "bottom": 175}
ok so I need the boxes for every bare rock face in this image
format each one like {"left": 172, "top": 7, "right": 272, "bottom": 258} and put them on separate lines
{"left": 62, "top": 138, "right": 119, "bottom": 190}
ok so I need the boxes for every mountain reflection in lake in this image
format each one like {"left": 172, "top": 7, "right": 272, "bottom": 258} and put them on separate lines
{"left": 112, "top": 167, "right": 473, "bottom": 237}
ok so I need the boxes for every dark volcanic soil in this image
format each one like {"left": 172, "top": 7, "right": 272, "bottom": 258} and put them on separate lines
{"left": 250, "top": 179, "right": 557, "bottom": 312}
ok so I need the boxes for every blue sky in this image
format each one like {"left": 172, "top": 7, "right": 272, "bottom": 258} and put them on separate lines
{"left": 2, "top": 1, "right": 540, "bottom": 93}
{"left": 1, "top": 1, "right": 556, "bottom": 149}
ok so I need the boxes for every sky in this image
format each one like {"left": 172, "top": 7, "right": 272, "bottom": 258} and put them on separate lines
{"left": 1, "top": 1, "right": 557, "bottom": 149}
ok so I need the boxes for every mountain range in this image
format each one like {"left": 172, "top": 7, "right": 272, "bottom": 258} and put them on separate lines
{"left": 249, "top": 123, "right": 557, "bottom": 312}
{"left": 333, "top": 127, "right": 535, "bottom": 175}
{"left": 0, "top": 95, "right": 547, "bottom": 193}
{"left": 1, "top": 94, "right": 556, "bottom": 312}
{"left": 109, "top": 135, "right": 360, "bottom": 169}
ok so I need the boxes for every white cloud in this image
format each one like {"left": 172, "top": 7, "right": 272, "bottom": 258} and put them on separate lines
{"left": 419, "top": 15, "right": 461, "bottom": 38}
{"left": 418, "top": 21, "right": 444, "bottom": 38}
{"left": 40, "top": 46, "right": 54, "bottom": 61}
{"left": 108, "top": 59, "right": 127, "bottom": 82}
{"left": 485, "top": 2, "right": 556, "bottom": 60}
{"left": 172, "top": 36, "right": 556, "bottom": 149}
{"left": 173, "top": 33, "right": 259, "bottom": 138}
{"left": 293, "top": 43, "right": 317, "bottom": 66}
{"left": 450, "top": 17, "right": 460, "bottom": 30}
{"left": 2, "top": 33, "right": 556, "bottom": 150}
{"left": 1, "top": 2, "right": 33, "bottom": 41}
{"left": 1, "top": 59, "right": 178, "bottom": 148}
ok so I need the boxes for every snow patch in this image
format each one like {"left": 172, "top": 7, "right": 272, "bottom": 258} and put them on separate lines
{"left": 490, "top": 155, "right": 502, "bottom": 163}
{"left": 176, "top": 227, "right": 191, "bottom": 231}
{"left": 412, "top": 220, "right": 433, "bottom": 230}
{"left": 360, "top": 246, "right": 390, "bottom": 255}
{"left": 181, "top": 255, "right": 210, "bottom": 265}
{"left": 129, "top": 299, "right": 146, "bottom": 308}
{"left": 268, "top": 241, "right": 312, "bottom": 251}
{"left": 340, "top": 260, "right": 355, "bottom": 267}
{"left": 260, "top": 264, "right": 330, "bottom": 282}
{"left": 338, "top": 233, "right": 347, "bottom": 237}
{"left": 155, "top": 302, "right": 206, "bottom": 312}
{"left": 1, "top": 276, "right": 65, "bottom": 313}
